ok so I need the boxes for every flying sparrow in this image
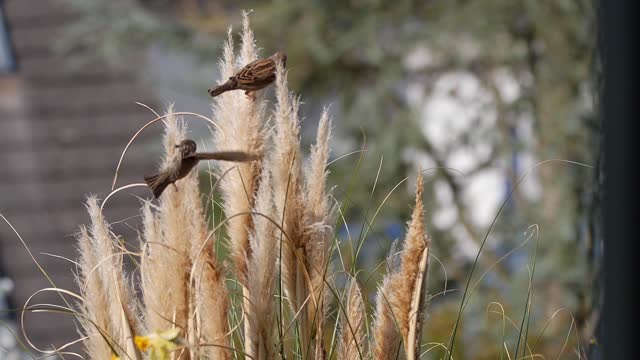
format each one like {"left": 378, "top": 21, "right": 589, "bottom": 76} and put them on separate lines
{"left": 144, "top": 139, "right": 258, "bottom": 199}
{"left": 208, "top": 52, "right": 287, "bottom": 98}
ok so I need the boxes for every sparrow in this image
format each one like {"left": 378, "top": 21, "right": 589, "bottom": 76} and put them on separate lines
{"left": 144, "top": 139, "right": 257, "bottom": 199}
{"left": 208, "top": 52, "right": 287, "bottom": 98}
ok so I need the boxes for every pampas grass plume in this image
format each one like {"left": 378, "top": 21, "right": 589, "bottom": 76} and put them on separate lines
{"left": 373, "top": 171, "right": 430, "bottom": 360}
{"left": 63, "top": 16, "right": 439, "bottom": 360}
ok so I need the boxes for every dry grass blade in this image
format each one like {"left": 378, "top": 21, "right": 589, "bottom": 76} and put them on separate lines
{"left": 305, "top": 108, "right": 331, "bottom": 220}
{"left": 185, "top": 145, "right": 230, "bottom": 360}
{"left": 76, "top": 226, "right": 114, "bottom": 359}
{"left": 140, "top": 202, "right": 165, "bottom": 333}
{"left": 54, "top": 14, "right": 455, "bottom": 360}
{"left": 210, "top": 13, "right": 270, "bottom": 358}
{"left": 373, "top": 171, "right": 429, "bottom": 360}
{"left": 140, "top": 108, "right": 192, "bottom": 349}
{"left": 372, "top": 280, "right": 404, "bottom": 359}
{"left": 245, "top": 169, "right": 278, "bottom": 360}
{"left": 212, "top": 13, "right": 267, "bottom": 286}
{"left": 407, "top": 236, "right": 430, "bottom": 360}
{"left": 338, "top": 278, "right": 367, "bottom": 360}
{"left": 269, "top": 50, "right": 309, "bottom": 353}
{"left": 239, "top": 10, "right": 257, "bottom": 67}
{"left": 303, "top": 108, "right": 335, "bottom": 359}
{"left": 190, "top": 250, "right": 230, "bottom": 360}
{"left": 83, "top": 197, "right": 140, "bottom": 359}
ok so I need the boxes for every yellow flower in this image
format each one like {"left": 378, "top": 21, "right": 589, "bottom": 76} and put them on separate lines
{"left": 134, "top": 335, "right": 151, "bottom": 352}
{"left": 111, "top": 355, "right": 120, "bottom": 360}
{"left": 134, "top": 329, "right": 181, "bottom": 360}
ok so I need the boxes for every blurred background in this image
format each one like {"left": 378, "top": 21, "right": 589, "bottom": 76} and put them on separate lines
{"left": 0, "top": 0, "right": 599, "bottom": 358}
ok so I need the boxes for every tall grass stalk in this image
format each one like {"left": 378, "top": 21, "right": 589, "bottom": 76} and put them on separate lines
{"left": 372, "top": 171, "right": 430, "bottom": 360}
{"left": 0, "top": 11, "right": 594, "bottom": 360}
{"left": 40, "top": 15, "right": 441, "bottom": 360}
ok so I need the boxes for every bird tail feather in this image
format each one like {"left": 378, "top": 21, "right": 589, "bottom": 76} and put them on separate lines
{"left": 208, "top": 80, "right": 236, "bottom": 97}
{"left": 144, "top": 173, "right": 170, "bottom": 199}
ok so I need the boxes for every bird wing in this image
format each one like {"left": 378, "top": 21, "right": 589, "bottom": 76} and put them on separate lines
{"left": 236, "top": 58, "right": 277, "bottom": 89}
{"left": 191, "top": 151, "right": 258, "bottom": 162}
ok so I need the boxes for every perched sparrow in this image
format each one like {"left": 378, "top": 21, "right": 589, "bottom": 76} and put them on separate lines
{"left": 208, "top": 52, "right": 287, "bottom": 98}
{"left": 144, "top": 139, "right": 257, "bottom": 199}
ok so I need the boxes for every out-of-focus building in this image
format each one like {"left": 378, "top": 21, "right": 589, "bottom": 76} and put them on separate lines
{"left": 0, "top": 0, "right": 159, "bottom": 351}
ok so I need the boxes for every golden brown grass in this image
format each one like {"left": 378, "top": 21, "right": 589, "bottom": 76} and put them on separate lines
{"left": 5, "top": 14, "right": 595, "bottom": 359}
{"left": 372, "top": 171, "right": 430, "bottom": 360}
{"left": 78, "top": 197, "right": 139, "bottom": 359}
{"left": 212, "top": 13, "right": 268, "bottom": 286}
{"left": 20, "top": 15, "right": 435, "bottom": 360}
{"left": 337, "top": 277, "right": 367, "bottom": 360}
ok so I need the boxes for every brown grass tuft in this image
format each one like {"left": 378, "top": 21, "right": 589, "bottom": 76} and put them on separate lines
{"left": 190, "top": 248, "right": 230, "bottom": 360}
{"left": 338, "top": 277, "right": 367, "bottom": 360}
{"left": 302, "top": 108, "right": 334, "bottom": 358}
{"left": 211, "top": 13, "right": 268, "bottom": 286}
{"left": 269, "top": 55, "right": 308, "bottom": 352}
{"left": 185, "top": 145, "right": 229, "bottom": 359}
{"left": 76, "top": 226, "right": 115, "bottom": 359}
{"left": 140, "top": 201, "right": 166, "bottom": 333}
{"left": 138, "top": 107, "right": 231, "bottom": 359}
{"left": 245, "top": 168, "right": 278, "bottom": 359}
{"left": 373, "top": 171, "right": 430, "bottom": 360}
{"left": 63, "top": 16, "right": 441, "bottom": 360}
{"left": 141, "top": 109, "right": 192, "bottom": 345}
{"left": 81, "top": 196, "right": 139, "bottom": 359}
{"left": 210, "top": 14, "right": 270, "bottom": 357}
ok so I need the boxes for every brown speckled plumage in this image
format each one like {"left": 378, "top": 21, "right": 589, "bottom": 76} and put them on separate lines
{"left": 208, "top": 52, "right": 287, "bottom": 97}
{"left": 144, "top": 139, "right": 257, "bottom": 198}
